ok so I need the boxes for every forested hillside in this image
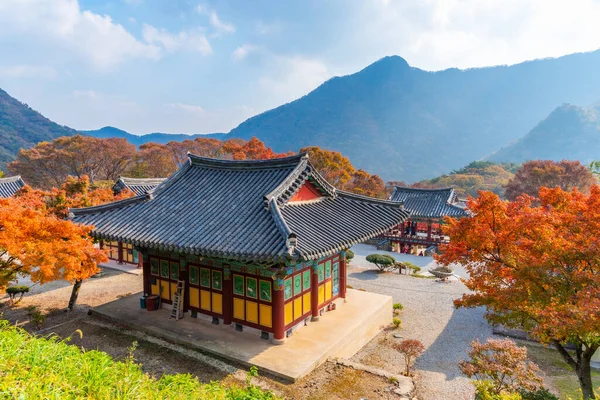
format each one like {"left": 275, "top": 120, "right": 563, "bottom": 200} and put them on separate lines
{"left": 229, "top": 52, "right": 600, "bottom": 181}
{"left": 488, "top": 103, "right": 600, "bottom": 164}
{"left": 0, "top": 89, "right": 75, "bottom": 170}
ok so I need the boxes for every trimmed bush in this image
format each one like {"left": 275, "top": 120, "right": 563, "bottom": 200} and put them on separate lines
{"left": 392, "top": 317, "right": 402, "bottom": 328}
{"left": 6, "top": 285, "right": 29, "bottom": 304}
{"left": 345, "top": 249, "right": 354, "bottom": 262}
{"left": 366, "top": 254, "right": 395, "bottom": 271}
{"left": 0, "top": 320, "right": 277, "bottom": 399}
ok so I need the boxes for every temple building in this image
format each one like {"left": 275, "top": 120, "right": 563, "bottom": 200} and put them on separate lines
{"left": 0, "top": 175, "right": 25, "bottom": 198}
{"left": 71, "top": 153, "right": 408, "bottom": 343}
{"left": 383, "top": 186, "right": 468, "bottom": 254}
{"left": 100, "top": 177, "right": 167, "bottom": 265}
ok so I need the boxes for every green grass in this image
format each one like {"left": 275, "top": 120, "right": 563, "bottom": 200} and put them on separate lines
{"left": 522, "top": 342, "right": 600, "bottom": 400}
{"left": 0, "top": 320, "right": 277, "bottom": 399}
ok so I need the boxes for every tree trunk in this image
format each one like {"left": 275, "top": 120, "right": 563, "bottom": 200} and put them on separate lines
{"left": 68, "top": 279, "right": 83, "bottom": 311}
{"left": 577, "top": 354, "right": 595, "bottom": 400}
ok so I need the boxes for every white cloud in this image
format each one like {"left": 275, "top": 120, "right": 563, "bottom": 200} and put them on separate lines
{"left": 0, "top": 65, "right": 57, "bottom": 78}
{"left": 142, "top": 24, "right": 212, "bottom": 55}
{"left": 259, "top": 56, "right": 331, "bottom": 101}
{"left": 166, "top": 103, "right": 205, "bottom": 114}
{"left": 72, "top": 90, "right": 97, "bottom": 99}
{"left": 0, "top": 0, "right": 161, "bottom": 71}
{"left": 232, "top": 44, "right": 257, "bottom": 61}
{"left": 357, "top": 0, "right": 600, "bottom": 70}
{"left": 197, "top": 4, "right": 235, "bottom": 35}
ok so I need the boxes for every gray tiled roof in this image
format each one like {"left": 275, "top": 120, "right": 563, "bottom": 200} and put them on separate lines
{"left": 389, "top": 187, "right": 468, "bottom": 219}
{"left": 71, "top": 153, "right": 409, "bottom": 264}
{"left": 0, "top": 176, "right": 25, "bottom": 198}
{"left": 113, "top": 177, "right": 167, "bottom": 196}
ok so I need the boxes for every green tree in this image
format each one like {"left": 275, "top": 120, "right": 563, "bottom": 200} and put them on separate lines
{"left": 366, "top": 254, "right": 395, "bottom": 271}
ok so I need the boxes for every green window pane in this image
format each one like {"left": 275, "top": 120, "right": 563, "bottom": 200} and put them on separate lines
{"left": 332, "top": 262, "right": 339, "bottom": 296}
{"left": 189, "top": 266, "right": 199, "bottom": 285}
{"left": 259, "top": 280, "right": 272, "bottom": 302}
{"left": 303, "top": 270, "right": 311, "bottom": 291}
{"left": 293, "top": 275, "right": 302, "bottom": 296}
{"left": 212, "top": 271, "right": 222, "bottom": 290}
{"left": 200, "top": 268, "right": 211, "bottom": 287}
{"left": 325, "top": 260, "right": 331, "bottom": 279}
{"left": 160, "top": 260, "right": 169, "bottom": 278}
{"left": 150, "top": 258, "right": 159, "bottom": 276}
{"left": 284, "top": 278, "right": 292, "bottom": 301}
{"left": 318, "top": 264, "right": 324, "bottom": 282}
{"left": 246, "top": 277, "right": 257, "bottom": 298}
{"left": 170, "top": 262, "right": 179, "bottom": 280}
{"left": 233, "top": 275, "right": 244, "bottom": 296}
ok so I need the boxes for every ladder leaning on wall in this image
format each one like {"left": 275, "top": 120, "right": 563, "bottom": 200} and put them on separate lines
{"left": 169, "top": 280, "right": 185, "bottom": 320}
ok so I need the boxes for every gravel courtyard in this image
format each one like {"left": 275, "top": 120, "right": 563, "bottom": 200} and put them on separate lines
{"left": 349, "top": 244, "right": 493, "bottom": 400}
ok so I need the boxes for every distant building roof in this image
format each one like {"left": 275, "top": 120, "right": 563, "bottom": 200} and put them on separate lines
{"left": 72, "top": 154, "right": 409, "bottom": 264}
{"left": 389, "top": 186, "right": 468, "bottom": 219}
{"left": 0, "top": 176, "right": 25, "bottom": 198}
{"left": 112, "top": 177, "right": 167, "bottom": 196}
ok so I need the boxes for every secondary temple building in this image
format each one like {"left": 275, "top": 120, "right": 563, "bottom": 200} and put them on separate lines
{"left": 101, "top": 177, "right": 167, "bottom": 265}
{"left": 71, "top": 154, "right": 409, "bottom": 343}
{"left": 383, "top": 186, "right": 468, "bottom": 254}
{"left": 0, "top": 175, "right": 25, "bottom": 198}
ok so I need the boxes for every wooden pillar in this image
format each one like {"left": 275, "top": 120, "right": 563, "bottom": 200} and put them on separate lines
{"left": 340, "top": 253, "right": 347, "bottom": 300}
{"left": 141, "top": 249, "right": 151, "bottom": 296}
{"left": 223, "top": 267, "right": 232, "bottom": 325}
{"left": 272, "top": 276, "right": 286, "bottom": 344}
{"left": 311, "top": 263, "right": 320, "bottom": 321}
{"left": 117, "top": 241, "right": 124, "bottom": 264}
{"left": 427, "top": 221, "right": 432, "bottom": 240}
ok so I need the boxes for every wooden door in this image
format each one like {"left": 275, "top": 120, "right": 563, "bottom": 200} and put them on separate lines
{"left": 187, "top": 265, "right": 223, "bottom": 317}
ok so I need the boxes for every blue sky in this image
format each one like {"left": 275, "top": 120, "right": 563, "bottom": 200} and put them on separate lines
{"left": 1, "top": 0, "right": 600, "bottom": 135}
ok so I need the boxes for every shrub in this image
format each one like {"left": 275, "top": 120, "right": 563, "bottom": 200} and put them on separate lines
{"left": 518, "top": 388, "right": 558, "bottom": 400}
{"left": 26, "top": 306, "right": 45, "bottom": 330}
{"left": 393, "top": 303, "right": 403, "bottom": 314}
{"left": 366, "top": 254, "right": 395, "bottom": 271}
{"left": 404, "top": 263, "right": 421, "bottom": 274}
{"left": 0, "top": 320, "right": 277, "bottom": 399}
{"left": 474, "top": 381, "right": 522, "bottom": 400}
{"left": 345, "top": 250, "right": 354, "bottom": 263}
{"left": 6, "top": 285, "right": 29, "bottom": 304}
{"left": 393, "top": 339, "right": 425, "bottom": 376}
{"left": 460, "top": 339, "right": 543, "bottom": 397}
{"left": 392, "top": 317, "right": 402, "bottom": 328}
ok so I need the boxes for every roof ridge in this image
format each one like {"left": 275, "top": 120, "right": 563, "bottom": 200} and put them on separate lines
{"left": 268, "top": 198, "right": 296, "bottom": 258}
{"left": 118, "top": 176, "right": 167, "bottom": 184}
{"left": 338, "top": 190, "right": 404, "bottom": 208}
{"left": 393, "top": 186, "right": 454, "bottom": 192}
{"left": 70, "top": 195, "right": 146, "bottom": 217}
{"left": 188, "top": 152, "right": 307, "bottom": 170}
{"left": 0, "top": 175, "right": 24, "bottom": 184}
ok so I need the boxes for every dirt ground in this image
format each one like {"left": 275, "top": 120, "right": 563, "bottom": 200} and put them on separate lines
{"left": 0, "top": 267, "right": 406, "bottom": 400}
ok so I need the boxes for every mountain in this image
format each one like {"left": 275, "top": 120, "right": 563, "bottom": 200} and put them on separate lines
{"left": 0, "top": 88, "right": 75, "bottom": 170}
{"left": 229, "top": 52, "right": 600, "bottom": 181}
{"left": 488, "top": 103, "right": 600, "bottom": 164}
{"left": 83, "top": 126, "right": 227, "bottom": 147}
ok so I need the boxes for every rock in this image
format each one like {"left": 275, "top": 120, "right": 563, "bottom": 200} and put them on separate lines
{"left": 393, "top": 333, "right": 403, "bottom": 338}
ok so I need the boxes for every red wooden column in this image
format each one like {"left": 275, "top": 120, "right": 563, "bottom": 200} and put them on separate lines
{"left": 311, "top": 263, "right": 320, "bottom": 321}
{"left": 222, "top": 267, "right": 232, "bottom": 325}
{"left": 427, "top": 221, "right": 433, "bottom": 240}
{"left": 340, "top": 253, "right": 347, "bottom": 300}
{"left": 272, "top": 276, "right": 286, "bottom": 344}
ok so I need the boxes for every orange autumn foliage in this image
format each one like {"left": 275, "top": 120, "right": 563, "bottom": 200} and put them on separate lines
{"left": 437, "top": 187, "right": 600, "bottom": 398}
{"left": 0, "top": 195, "right": 107, "bottom": 290}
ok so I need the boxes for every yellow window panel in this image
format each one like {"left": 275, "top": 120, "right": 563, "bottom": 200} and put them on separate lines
{"left": 246, "top": 301, "right": 258, "bottom": 324}
{"left": 325, "top": 281, "right": 332, "bottom": 301}
{"left": 151, "top": 281, "right": 159, "bottom": 296}
{"left": 303, "top": 293, "right": 311, "bottom": 315}
{"left": 284, "top": 302, "right": 293, "bottom": 326}
{"left": 233, "top": 298, "right": 245, "bottom": 320}
{"left": 212, "top": 293, "right": 223, "bottom": 314}
{"left": 160, "top": 280, "right": 170, "bottom": 301}
{"left": 259, "top": 304, "right": 272, "bottom": 328}
{"left": 189, "top": 287, "right": 199, "bottom": 308}
{"left": 318, "top": 284, "right": 325, "bottom": 305}
{"left": 293, "top": 298, "right": 302, "bottom": 320}
{"left": 200, "top": 290, "right": 211, "bottom": 311}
